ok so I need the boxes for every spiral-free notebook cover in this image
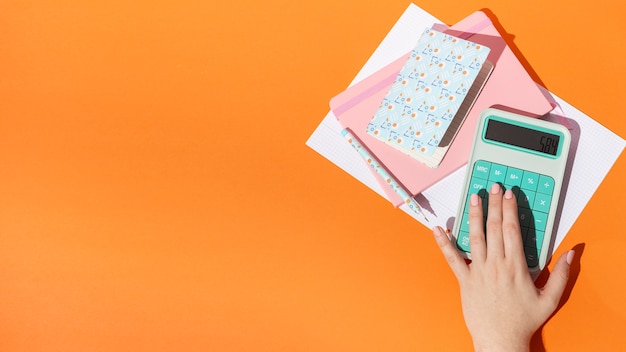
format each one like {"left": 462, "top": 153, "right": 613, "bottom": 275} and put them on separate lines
{"left": 365, "top": 28, "right": 492, "bottom": 168}
{"left": 330, "top": 11, "right": 553, "bottom": 206}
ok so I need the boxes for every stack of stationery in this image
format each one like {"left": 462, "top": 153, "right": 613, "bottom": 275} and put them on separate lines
{"left": 329, "top": 10, "right": 554, "bottom": 207}
{"left": 307, "top": 3, "right": 625, "bottom": 254}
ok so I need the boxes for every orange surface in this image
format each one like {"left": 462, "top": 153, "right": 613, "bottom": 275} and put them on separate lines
{"left": 0, "top": 1, "right": 624, "bottom": 351}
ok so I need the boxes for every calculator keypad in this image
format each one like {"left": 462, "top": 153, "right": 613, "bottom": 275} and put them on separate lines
{"left": 456, "top": 160, "right": 555, "bottom": 267}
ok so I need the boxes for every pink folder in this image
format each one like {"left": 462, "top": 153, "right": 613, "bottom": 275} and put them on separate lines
{"left": 330, "top": 11, "right": 553, "bottom": 206}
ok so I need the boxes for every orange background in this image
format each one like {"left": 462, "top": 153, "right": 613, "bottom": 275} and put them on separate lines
{"left": 1, "top": 0, "right": 624, "bottom": 351}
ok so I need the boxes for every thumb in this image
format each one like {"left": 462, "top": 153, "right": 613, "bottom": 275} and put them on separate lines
{"left": 540, "top": 250, "right": 574, "bottom": 313}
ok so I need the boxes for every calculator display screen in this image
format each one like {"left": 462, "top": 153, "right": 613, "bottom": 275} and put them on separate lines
{"left": 485, "top": 119, "right": 560, "bottom": 156}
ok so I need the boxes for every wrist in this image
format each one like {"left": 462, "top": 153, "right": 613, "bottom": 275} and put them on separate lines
{"left": 474, "top": 344, "right": 529, "bottom": 352}
{"left": 472, "top": 336, "right": 531, "bottom": 352}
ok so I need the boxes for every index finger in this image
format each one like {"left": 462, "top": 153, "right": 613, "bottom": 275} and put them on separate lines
{"left": 485, "top": 183, "right": 505, "bottom": 259}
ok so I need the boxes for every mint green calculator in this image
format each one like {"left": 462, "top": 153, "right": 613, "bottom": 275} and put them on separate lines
{"left": 452, "top": 108, "right": 571, "bottom": 273}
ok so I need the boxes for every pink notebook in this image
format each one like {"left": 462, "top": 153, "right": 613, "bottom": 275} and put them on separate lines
{"left": 330, "top": 11, "right": 553, "bottom": 206}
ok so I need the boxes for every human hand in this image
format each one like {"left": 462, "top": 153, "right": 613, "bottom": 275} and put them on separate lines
{"left": 432, "top": 183, "right": 574, "bottom": 352}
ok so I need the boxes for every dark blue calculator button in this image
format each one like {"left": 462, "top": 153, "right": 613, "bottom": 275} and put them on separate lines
{"left": 524, "top": 247, "right": 539, "bottom": 267}
{"left": 530, "top": 211, "right": 548, "bottom": 232}
{"left": 518, "top": 208, "right": 532, "bottom": 228}
{"left": 525, "top": 229, "right": 545, "bottom": 249}
{"left": 457, "top": 231, "right": 471, "bottom": 252}
{"left": 517, "top": 189, "right": 535, "bottom": 209}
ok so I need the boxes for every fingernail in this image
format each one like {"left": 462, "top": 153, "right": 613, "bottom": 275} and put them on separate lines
{"left": 566, "top": 250, "right": 575, "bottom": 265}
{"left": 432, "top": 226, "right": 443, "bottom": 237}
{"left": 470, "top": 193, "right": 479, "bottom": 206}
{"left": 491, "top": 183, "right": 500, "bottom": 194}
{"left": 504, "top": 189, "right": 513, "bottom": 199}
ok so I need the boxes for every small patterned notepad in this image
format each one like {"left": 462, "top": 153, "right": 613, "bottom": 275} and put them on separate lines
{"left": 365, "top": 28, "right": 492, "bottom": 168}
